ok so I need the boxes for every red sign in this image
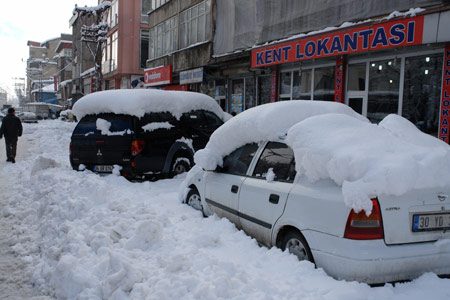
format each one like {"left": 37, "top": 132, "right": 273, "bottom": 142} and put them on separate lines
{"left": 439, "top": 46, "right": 450, "bottom": 144}
{"left": 271, "top": 70, "right": 278, "bottom": 102}
{"left": 335, "top": 58, "right": 345, "bottom": 102}
{"left": 164, "top": 84, "right": 190, "bottom": 91}
{"left": 252, "top": 16, "right": 424, "bottom": 68}
{"left": 144, "top": 65, "right": 173, "bottom": 86}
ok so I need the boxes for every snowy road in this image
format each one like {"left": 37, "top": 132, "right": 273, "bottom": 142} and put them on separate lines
{"left": 0, "top": 120, "right": 449, "bottom": 300}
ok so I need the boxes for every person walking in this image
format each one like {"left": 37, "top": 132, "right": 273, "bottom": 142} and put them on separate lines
{"left": 0, "top": 107, "right": 23, "bottom": 163}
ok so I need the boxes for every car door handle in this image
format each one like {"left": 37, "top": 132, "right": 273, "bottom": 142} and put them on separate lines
{"left": 231, "top": 185, "right": 239, "bottom": 193}
{"left": 269, "top": 194, "right": 280, "bottom": 204}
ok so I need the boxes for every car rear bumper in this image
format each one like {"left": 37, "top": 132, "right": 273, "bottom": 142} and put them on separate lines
{"left": 303, "top": 230, "right": 450, "bottom": 284}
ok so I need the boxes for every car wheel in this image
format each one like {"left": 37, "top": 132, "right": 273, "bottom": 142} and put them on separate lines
{"left": 185, "top": 188, "right": 204, "bottom": 213}
{"left": 281, "top": 231, "right": 314, "bottom": 263}
{"left": 170, "top": 157, "right": 191, "bottom": 177}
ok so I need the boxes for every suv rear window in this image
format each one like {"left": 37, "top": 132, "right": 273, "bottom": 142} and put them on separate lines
{"left": 73, "top": 114, "right": 134, "bottom": 136}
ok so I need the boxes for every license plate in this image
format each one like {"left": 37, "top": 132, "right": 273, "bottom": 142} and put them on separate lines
{"left": 412, "top": 213, "right": 450, "bottom": 232}
{"left": 93, "top": 165, "right": 113, "bottom": 173}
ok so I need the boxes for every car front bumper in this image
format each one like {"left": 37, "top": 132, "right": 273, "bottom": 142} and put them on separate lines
{"left": 303, "top": 230, "right": 450, "bottom": 284}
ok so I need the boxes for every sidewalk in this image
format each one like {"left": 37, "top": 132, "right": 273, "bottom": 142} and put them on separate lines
{"left": 0, "top": 134, "right": 52, "bottom": 299}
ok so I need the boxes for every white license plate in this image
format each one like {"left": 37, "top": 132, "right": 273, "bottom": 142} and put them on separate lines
{"left": 412, "top": 213, "right": 450, "bottom": 232}
{"left": 93, "top": 165, "right": 114, "bottom": 173}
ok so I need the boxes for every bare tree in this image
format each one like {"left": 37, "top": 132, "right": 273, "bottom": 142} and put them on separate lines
{"left": 74, "top": 1, "right": 111, "bottom": 92}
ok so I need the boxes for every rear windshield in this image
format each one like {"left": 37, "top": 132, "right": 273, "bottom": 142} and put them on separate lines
{"left": 73, "top": 114, "right": 134, "bottom": 136}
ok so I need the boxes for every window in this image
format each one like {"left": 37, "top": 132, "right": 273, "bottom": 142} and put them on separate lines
{"left": 149, "top": 16, "right": 177, "bottom": 59}
{"left": 218, "top": 143, "right": 259, "bottom": 176}
{"left": 109, "top": 0, "right": 118, "bottom": 28}
{"left": 368, "top": 59, "right": 400, "bottom": 123}
{"left": 253, "top": 142, "right": 296, "bottom": 182}
{"left": 203, "top": 111, "right": 223, "bottom": 129}
{"left": 258, "top": 76, "right": 272, "bottom": 105}
{"left": 140, "top": 29, "right": 149, "bottom": 68}
{"left": 141, "top": 0, "right": 151, "bottom": 23}
{"left": 73, "top": 114, "right": 133, "bottom": 135}
{"left": 180, "top": 0, "right": 211, "bottom": 49}
{"left": 111, "top": 32, "right": 118, "bottom": 71}
{"left": 245, "top": 77, "right": 256, "bottom": 110}
{"left": 182, "top": 111, "right": 205, "bottom": 129}
{"left": 402, "top": 54, "right": 442, "bottom": 136}
{"left": 151, "top": 0, "right": 170, "bottom": 10}
{"left": 313, "top": 66, "right": 335, "bottom": 101}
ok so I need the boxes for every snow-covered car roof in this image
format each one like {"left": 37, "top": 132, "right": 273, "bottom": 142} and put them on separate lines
{"left": 194, "top": 100, "right": 450, "bottom": 214}
{"left": 72, "top": 89, "right": 229, "bottom": 121}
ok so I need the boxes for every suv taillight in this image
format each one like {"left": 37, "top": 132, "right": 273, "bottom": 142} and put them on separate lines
{"left": 344, "top": 198, "right": 384, "bottom": 240}
{"left": 131, "top": 140, "right": 145, "bottom": 156}
{"left": 69, "top": 141, "right": 72, "bottom": 156}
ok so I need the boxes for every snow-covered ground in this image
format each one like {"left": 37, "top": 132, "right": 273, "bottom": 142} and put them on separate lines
{"left": 0, "top": 119, "right": 449, "bottom": 300}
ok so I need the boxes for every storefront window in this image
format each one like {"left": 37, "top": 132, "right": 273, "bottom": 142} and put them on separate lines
{"left": 368, "top": 59, "right": 400, "bottom": 123}
{"left": 298, "top": 69, "right": 312, "bottom": 100}
{"left": 245, "top": 77, "right": 256, "bottom": 110}
{"left": 348, "top": 63, "right": 366, "bottom": 91}
{"left": 292, "top": 71, "right": 302, "bottom": 99}
{"left": 402, "top": 54, "right": 442, "bottom": 136}
{"left": 258, "top": 76, "right": 271, "bottom": 105}
{"left": 313, "top": 66, "right": 335, "bottom": 101}
{"left": 231, "top": 79, "right": 244, "bottom": 114}
{"left": 280, "top": 72, "right": 292, "bottom": 99}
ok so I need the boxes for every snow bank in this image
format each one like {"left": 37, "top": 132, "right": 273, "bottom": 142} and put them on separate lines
{"left": 72, "top": 89, "right": 227, "bottom": 121}
{"left": 194, "top": 101, "right": 368, "bottom": 170}
{"left": 1, "top": 120, "right": 450, "bottom": 299}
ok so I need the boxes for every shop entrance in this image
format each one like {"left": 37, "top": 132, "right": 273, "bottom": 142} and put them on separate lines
{"left": 346, "top": 91, "right": 366, "bottom": 115}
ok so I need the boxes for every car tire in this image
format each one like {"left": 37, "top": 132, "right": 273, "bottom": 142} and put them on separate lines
{"left": 170, "top": 157, "right": 191, "bottom": 177}
{"left": 281, "top": 230, "right": 314, "bottom": 263}
{"left": 185, "top": 188, "right": 204, "bottom": 214}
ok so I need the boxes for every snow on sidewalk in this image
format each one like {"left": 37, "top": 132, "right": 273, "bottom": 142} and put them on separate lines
{"left": 0, "top": 128, "right": 53, "bottom": 299}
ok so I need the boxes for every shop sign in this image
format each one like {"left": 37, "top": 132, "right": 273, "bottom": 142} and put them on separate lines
{"left": 180, "top": 67, "right": 204, "bottom": 84}
{"left": 439, "top": 46, "right": 450, "bottom": 144}
{"left": 252, "top": 16, "right": 424, "bottom": 68}
{"left": 335, "top": 58, "right": 345, "bottom": 102}
{"left": 144, "top": 65, "right": 173, "bottom": 86}
{"left": 271, "top": 70, "right": 278, "bottom": 102}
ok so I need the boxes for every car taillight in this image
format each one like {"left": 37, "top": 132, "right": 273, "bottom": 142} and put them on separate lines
{"left": 344, "top": 198, "right": 384, "bottom": 240}
{"left": 69, "top": 141, "right": 72, "bottom": 156}
{"left": 131, "top": 140, "right": 145, "bottom": 156}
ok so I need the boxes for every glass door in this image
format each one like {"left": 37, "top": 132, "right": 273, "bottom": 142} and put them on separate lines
{"left": 346, "top": 91, "right": 366, "bottom": 115}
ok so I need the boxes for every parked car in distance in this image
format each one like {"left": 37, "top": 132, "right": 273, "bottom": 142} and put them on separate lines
{"left": 70, "top": 89, "right": 230, "bottom": 179}
{"left": 182, "top": 100, "right": 450, "bottom": 284}
{"left": 17, "top": 111, "right": 38, "bottom": 123}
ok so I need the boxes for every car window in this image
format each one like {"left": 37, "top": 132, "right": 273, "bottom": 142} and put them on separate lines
{"left": 182, "top": 111, "right": 206, "bottom": 129}
{"left": 203, "top": 111, "right": 223, "bottom": 129}
{"left": 217, "top": 143, "right": 259, "bottom": 176}
{"left": 252, "top": 142, "right": 296, "bottom": 183}
{"left": 73, "top": 115, "right": 99, "bottom": 135}
{"left": 73, "top": 114, "right": 134, "bottom": 136}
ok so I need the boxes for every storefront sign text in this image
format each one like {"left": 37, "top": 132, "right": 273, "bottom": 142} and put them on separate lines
{"left": 335, "top": 58, "right": 345, "bottom": 102}
{"left": 439, "top": 46, "right": 450, "bottom": 144}
{"left": 252, "top": 16, "right": 424, "bottom": 68}
{"left": 144, "top": 65, "right": 173, "bottom": 86}
{"left": 180, "top": 67, "right": 204, "bottom": 84}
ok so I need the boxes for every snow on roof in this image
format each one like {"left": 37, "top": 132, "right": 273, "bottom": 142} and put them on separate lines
{"left": 60, "top": 79, "right": 72, "bottom": 87}
{"left": 80, "top": 67, "right": 95, "bottom": 77}
{"left": 194, "top": 101, "right": 450, "bottom": 214}
{"left": 72, "top": 89, "right": 228, "bottom": 121}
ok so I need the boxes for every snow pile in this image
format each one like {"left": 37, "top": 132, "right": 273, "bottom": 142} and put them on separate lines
{"left": 194, "top": 101, "right": 367, "bottom": 170}
{"left": 96, "top": 118, "right": 131, "bottom": 136}
{"left": 195, "top": 101, "right": 450, "bottom": 213}
{"left": 142, "top": 122, "right": 174, "bottom": 132}
{"left": 72, "top": 89, "right": 228, "bottom": 121}
{"left": 286, "top": 113, "right": 450, "bottom": 213}
{"left": 0, "top": 120, "right": 449, "bottom": 299}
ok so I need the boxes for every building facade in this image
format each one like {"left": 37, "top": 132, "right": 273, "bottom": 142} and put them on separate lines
{"left": 144, "top": 0, "right": 450, "bottom": 144}
{"left": 100, "top": 0, "right": 150, "bottom": 90}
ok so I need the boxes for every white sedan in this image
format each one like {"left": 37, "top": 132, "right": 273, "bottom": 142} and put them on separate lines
{"left": 181, "top": 100, "right": 450, "bottom": 284}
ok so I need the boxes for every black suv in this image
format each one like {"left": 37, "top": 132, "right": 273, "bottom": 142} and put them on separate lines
{"left": 69, "top": 90, "right": 227, "bottom": 179}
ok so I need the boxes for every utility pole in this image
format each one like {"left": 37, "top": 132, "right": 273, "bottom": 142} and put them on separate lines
{"left": 74, "top": 1, "right": 112, "bottom": 93}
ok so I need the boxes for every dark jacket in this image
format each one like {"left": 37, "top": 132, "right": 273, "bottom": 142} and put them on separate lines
{"left": 0, "top": 114, "right": 23, "bottom": 141}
